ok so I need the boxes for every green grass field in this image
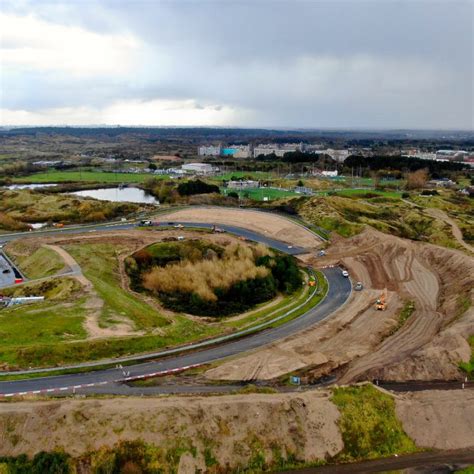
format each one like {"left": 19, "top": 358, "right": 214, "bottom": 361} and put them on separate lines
{"left": 216, "top": 171, "right": 274, "bottom": 181}
{"left": 222, "top": 187, "right": 298, "bottom": 201}
{"left": 14, "top": 170, "right": 164, "bottom": 184}
{"left": 332, "top": 189, "right": 402, "bottom": 199}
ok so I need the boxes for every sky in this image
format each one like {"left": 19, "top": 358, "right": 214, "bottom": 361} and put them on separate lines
{"left": 0, "top": 0, "right": 472, "bottom": 129}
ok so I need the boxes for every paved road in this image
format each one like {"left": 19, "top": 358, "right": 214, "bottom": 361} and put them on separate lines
{"left": 0, "top": 266, "right": 350, "bottom": 395}
{"left": 0, "top": 251, "right": 24, "bottom": 288}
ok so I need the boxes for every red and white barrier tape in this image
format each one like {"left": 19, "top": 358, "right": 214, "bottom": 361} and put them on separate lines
{"left": 0, "top": 363, "right": 203, "bottom": 398}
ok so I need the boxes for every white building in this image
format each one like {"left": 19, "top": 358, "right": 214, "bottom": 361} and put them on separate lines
{"left": 321, "top": 170, "right": 338, "bottom": 177}
{"left": 227, "top": 180, "right": 259, "bottom": 189}
{"left": 181, "top": 163, "right": 217, "bottom": 175}
{"left": 198, "top": 145, "right": 222, "bottom": 156}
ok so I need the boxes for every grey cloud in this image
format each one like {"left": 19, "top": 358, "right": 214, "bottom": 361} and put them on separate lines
{"left": 2, "top": 0, "right": 472, "bottom": 128}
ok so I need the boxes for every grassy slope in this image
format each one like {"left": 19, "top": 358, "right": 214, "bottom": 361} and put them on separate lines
{"left": 297, "top": 191, "right": 467, "bottom": 249}
{"left": 65, "top": 242, "right": 169, "bottom": 330}
{"left": 331, "top": 384, "right": 418, "bottom": 461}
{"left": 5, "top": 243, "right": 65, "bottom": 279}
{"left": 0, "top": 189, "right": 141, "bottom": 230}
{"left": 0, "top": 279, "right": 87, "bottom": 367}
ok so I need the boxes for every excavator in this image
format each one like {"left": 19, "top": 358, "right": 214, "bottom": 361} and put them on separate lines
{"left": 375, "top": 292, "right": 386, "bottom": 311}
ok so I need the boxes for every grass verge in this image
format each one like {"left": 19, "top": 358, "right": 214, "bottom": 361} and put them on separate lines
{"left": 459, "top": 335, "right": 474, "bottom": 380}
{"left": 331, "top": 384, "right": 418, "bottom": 461}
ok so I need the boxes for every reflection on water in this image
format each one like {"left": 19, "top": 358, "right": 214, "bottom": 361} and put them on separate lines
{"left": 7, "top": 183, "right": 58, "bottom": 189}
{"left": 70, "top": 187, "right": 159, "bottom": 204}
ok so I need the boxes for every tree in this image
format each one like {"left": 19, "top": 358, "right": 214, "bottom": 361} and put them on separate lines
{"left": 177, "top": 179, "right": 220, "bottom": 196}
{"left": 405, "top": 168, "right": 429, "bottom": 190}
{"left": 148, "top": 162, "right": 157, "bottom": 170}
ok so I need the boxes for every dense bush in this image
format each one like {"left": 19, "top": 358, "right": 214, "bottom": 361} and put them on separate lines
{"left": 0, "top": 452, "right": 72, "bottom": 473}
{"left": 126, "top": 240, "right": 302, "bottom": 317}
{"left": 177, "top": 179, "right": 220, "bottom": 196}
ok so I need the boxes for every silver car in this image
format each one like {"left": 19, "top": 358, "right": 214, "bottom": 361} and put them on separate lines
{"left": 354, "top": 282, "right": 363, "bottom": 291}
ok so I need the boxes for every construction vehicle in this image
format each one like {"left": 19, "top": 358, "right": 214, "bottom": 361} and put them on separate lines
{"left": 375, "top": 292, "right": 386, "bottom": 311}
{"left": 212, "top": 225, "right": 225, "bottom": 233}
{"left": 308, "top": 277, "right": 317, "bottom": 287}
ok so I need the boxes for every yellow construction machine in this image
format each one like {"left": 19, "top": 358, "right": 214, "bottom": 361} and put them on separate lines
{"left": 375, "top": 292, "right": 386, "bottom": 311}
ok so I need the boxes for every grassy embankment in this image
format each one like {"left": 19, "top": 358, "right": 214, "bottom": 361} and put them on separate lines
{"left": 5, "top": 242, "right": 65, "bottom": 279}
{"left": 0, "top": 384, "right": 421, "bottom": 472}
{"left": 0, "top": 189, "right": 143, "bottom": 231}
{"left": 296, "top": 189, "right": 470, "bottom": 250}
{"left": 0, "top": 241, "right": 325, "bottom": 370}
{"left": 331, "top": 384, "right": 418, "bottom": 461}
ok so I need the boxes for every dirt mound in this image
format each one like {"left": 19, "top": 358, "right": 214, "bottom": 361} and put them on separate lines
{"left": 0, "top": 392, "right": 343, "bottom": 466}
{"left": 395, "top": 389, "right": 474, "bottom": 449}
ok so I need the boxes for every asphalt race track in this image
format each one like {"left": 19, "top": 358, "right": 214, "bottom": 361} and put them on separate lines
{"left": 0, "top": 217, "right": 351, "bottom": 396}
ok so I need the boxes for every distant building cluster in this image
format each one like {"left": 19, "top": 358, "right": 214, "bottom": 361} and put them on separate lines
{"left": 198, "top": 142, "right": 352, "bottom": 162}
{"left": 402, "top": 148, "right": 473, "bottom": 163}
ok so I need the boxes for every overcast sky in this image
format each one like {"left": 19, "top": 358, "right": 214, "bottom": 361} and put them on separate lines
{"left": 0, "top": 0, "right": 472, "bottom": 129}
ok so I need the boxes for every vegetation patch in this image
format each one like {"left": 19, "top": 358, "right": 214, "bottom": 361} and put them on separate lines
{"left": 126, "top": 240, "right": 302, "bottom": 316}
{"left": 331, "top": 384, "right": 418, "bottom": 461}
{"left": 386, "top": 301, "right": 415, "bottom": 337}
{"left": 459, "top": 335, "right": 474, "bottom": 380}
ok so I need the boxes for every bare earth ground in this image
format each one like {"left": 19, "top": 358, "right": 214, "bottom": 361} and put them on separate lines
{"left": 0, "top": 388, "right": 472, "bottom": 468}
{"left": 395, "top": 389, "right": 474, "bottom": 450}
{"left": 207, "top": 228, "right": 474, "bottom": 382}
{"left": 158, "top": 207, "right": 322, "bottom": 249}
{"left": 0, "top": 391, "right": 343, "bottom": 469}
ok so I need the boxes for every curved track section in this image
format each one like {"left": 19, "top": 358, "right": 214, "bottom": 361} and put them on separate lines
{"left": 0, "top": 267, "right": 350, "bottom": 396}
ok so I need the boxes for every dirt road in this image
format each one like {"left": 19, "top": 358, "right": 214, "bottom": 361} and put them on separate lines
{"left": 425, "top": 207, "right": 474, "bottom": 254}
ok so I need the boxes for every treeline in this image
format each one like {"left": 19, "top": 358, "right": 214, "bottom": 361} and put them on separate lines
{"left": 177, "top": 179, "right": 220, "bottom": 196}
{"left": 344, "top": 155, "right": 468, "bottom": 174}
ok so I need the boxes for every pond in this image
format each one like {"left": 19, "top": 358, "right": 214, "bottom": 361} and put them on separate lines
{"left": 70, "top": 187, "right": 159, "bottom": 204}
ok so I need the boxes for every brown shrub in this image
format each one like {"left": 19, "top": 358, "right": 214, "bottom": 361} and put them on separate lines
{"left": 143, "top": 243, "right": 270, "bottom": 301}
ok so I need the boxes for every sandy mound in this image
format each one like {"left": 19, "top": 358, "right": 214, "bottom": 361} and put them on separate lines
{"left": 396, "top": 389, "right": 474, "bottom": 449}
{"left": 0, "top": 392, "right": 343, "bottom": 466}
{"left": 158, "top": 207, "right": 322, "bottom": 249}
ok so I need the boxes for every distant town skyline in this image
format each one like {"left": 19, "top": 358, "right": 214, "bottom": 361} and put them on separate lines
{"left": 1, "top": 0, "right": 472, "bottom": 129}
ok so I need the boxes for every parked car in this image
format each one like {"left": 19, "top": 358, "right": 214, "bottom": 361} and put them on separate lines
{"left": 354, "top": 281, "right": 363, "bottom": 291}
{"left": 318, "top": 250, "right": 326, "bottom": 257}
{"left": 177, "top": 236, "right": 185, "bottom": 241}
{"left": 342, "top": 270, "right": 349, "bottom": 278}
